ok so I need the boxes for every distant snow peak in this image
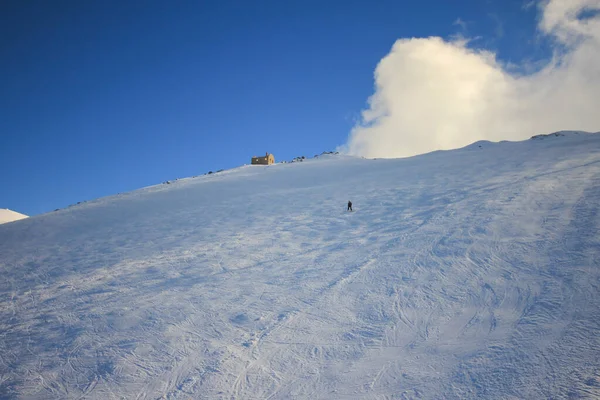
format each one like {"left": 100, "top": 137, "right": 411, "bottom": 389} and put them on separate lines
{"left": 0, "top": 209, "right": 28, "bottom": 225}
{"left": 531, "top": 130, "right": 596, "bottom": 140}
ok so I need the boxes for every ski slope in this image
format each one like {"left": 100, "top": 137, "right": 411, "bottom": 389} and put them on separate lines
{"left": 1, "top": 131, "right": 600, "bottom": 399}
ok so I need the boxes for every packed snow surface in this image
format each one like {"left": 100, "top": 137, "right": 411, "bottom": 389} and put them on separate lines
{"left": 0, "top": 209, "right": 28, "bottom": 225}
{"left": 1, "top": 132, "right": 600, "bottom": 399}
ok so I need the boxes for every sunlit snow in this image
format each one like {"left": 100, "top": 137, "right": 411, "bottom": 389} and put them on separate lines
{"left": 0, "top": 209, "right": 28, "bottom": 225}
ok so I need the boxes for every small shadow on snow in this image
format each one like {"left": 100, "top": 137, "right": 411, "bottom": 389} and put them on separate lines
{"left": 230, "top": 313, "right": 249, "bottom": 325}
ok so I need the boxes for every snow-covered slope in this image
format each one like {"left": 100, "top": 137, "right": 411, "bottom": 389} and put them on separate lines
{"left": 1, "top": 131, "right": 600, "bottom": 399}
{"left": 0, "top": 208, "right": 28, "bottom": 224}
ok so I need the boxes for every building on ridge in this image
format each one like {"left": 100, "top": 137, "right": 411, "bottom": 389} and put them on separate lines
{"left": 251, "top": 152, "right": 275, "bottom": 165}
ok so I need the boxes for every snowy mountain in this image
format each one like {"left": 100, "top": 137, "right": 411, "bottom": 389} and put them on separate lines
{"left": 1, "top": 131, "right": 600, "bottom": 399}
{"left": 0, "top": 208, "right": 28, "bottom": 225}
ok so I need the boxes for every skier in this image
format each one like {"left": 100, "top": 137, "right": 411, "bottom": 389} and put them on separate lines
{"left": 347, "top": 200, "right": 353, "bottom": 211}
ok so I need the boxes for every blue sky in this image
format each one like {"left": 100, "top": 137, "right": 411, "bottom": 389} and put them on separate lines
{"left": 0, "top": 1, "right": 555, "bottom": 215}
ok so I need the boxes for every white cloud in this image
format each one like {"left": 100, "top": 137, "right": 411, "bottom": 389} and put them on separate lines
{"left": 523, "top": 1, "right": 537, "bottom": 11}
{"left": 488, "top": 13, "right": 505, "bottom": 39}
{"left": 341, "top": 0, "right": 600, "bottom": 158}
{"left": 453, "top": 18, "right": 468, "bottom": 31}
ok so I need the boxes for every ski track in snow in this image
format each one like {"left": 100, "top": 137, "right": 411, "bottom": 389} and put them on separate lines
{"left": 1, "top": 132, "right": 600, "bottom": 399}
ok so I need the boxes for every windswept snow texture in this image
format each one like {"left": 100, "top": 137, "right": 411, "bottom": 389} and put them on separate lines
{"left": 0, "top": 209, "right": 28, "bottom": 225}
{"left": 2, "top": 132, "right": 600, "bottom": 399}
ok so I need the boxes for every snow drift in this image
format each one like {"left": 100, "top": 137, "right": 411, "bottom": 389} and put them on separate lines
{"left": 1, "top": 132, "right": 600, "bottom": 399}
